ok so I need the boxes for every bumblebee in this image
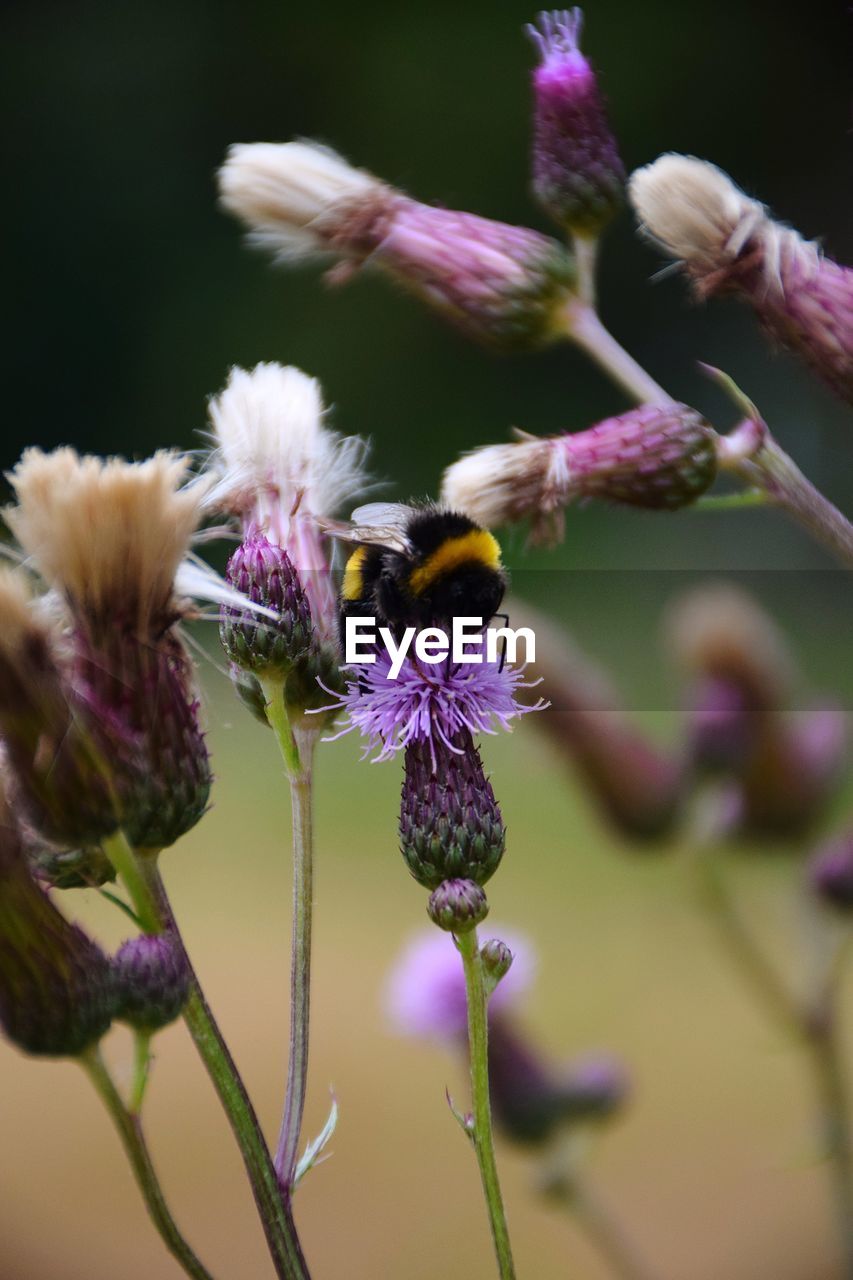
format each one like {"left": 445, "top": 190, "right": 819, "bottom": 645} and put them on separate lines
{"left": 327, "top": 502, "right": 507, "bottom": 644}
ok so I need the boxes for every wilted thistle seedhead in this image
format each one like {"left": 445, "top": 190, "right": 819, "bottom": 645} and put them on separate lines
{"left": 527, "top": 9, "right": 625, "bottom": 235}
{"left": 221, "top": 535, "right": 313, "bottom": 676}
{"left": 669, "top": 586, "right": 847, "bottom": 837}
{"left": 630, "top": 155, "right": 853, "bottom": 407}
{"left": 3, "top": 449, "right": 213, "bottom": 852}
{"left": 441, "top": 403, "right": 717, "bottom": 545}
{"left": 808, "top": 833, "right": 853, "bottom": 913}
{"left": 0, "top": 805, "right": 115, "bottom": 1056}
{"left": 218, "top": 141, "right": 577, "bottom": 351}
{"left": 399, "top": 732, "right": 506, "bottom": 890}
{"left": 427, "top": 878, "right": 489, "bottom": 933}
{"left": 113, "top": 933, "right": 191, "bottom": 1031}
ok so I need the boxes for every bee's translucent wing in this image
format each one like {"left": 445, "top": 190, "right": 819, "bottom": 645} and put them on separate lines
{"left": 319, "top": 502, "right": 417, "bottom": 553}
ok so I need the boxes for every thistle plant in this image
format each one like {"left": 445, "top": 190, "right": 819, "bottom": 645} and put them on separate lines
{"left": 3, "top": 8, "right": 853, "bottom": 1280}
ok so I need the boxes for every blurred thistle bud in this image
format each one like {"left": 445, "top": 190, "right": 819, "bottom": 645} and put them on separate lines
{"left": 427, "top": 879, "right": 489, "bottom": 933}
{"left": 0, "top": 569, "right": 117, "bottom": 849}
{"left": 511, "top": 602, "right": 683, "bottom": 839}
{"left": 221, "top": 535, "right": 313, "bottom": 676}
{"left": 113, "top": 933, "right": 191, "bottom": 1032}
{"left": 0, "top": 797, "right": 115, "bottom": 1056}
{"left": 809, "top": 833, "right": 853, "bottom": 912}
{"left": 489, "top": 1029, "right": 628, "bottom": 1145}
{"left": 228, "top": 663, "right": 270, "bottom": 728}
{"left": 527, "top": 9, "right": 625, "bottom": 236}
{"left": 442, "top": 403, "right": 716, "bottom": 544}
{"left": 399, "top": 732, "right": 506, "bottom": 890}
{"left": 480, "top": 938, "right": 515, "bottom": 993}
{"left": 669, "top": 585, "right": 847, "bottom": 837}
{"left": 218, "top": 142, "right": 576, "bottom": 351}
{"left": 630, "top": 155, "right": 853, "bottom": 406}
{"left": 3, "top": 449, "right": 213, "bottom": 852}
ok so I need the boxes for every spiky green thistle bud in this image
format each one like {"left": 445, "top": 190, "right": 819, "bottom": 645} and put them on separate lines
{"left": 399, "top": 732, "right": 506, "bottom": 890}
{"left": 113, "top": 933, "right": 191, "bottom": 1031}
{"left": 480, "top": 938, "right": 514, "bottom": 989}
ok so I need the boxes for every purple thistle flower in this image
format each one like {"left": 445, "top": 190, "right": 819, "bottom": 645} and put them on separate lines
{"left": 385, "top": 927, "right": 536, "bottom": 1042}
{"left": 320, "top": 652, "right": 545, "bottom": 764}
{"left": 527, "top": 9, "right": 625, "bottom": 235}
{"left": 809, "top": 833, "right": 853, "bottom": 912}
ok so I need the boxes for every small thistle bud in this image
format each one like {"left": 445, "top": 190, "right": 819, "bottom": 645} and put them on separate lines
{"left": 441, "top": 403, "right": 717, "bottom": 544}
{"left": 228, "top": 663, "right": 271, "bottom": 728}
{"left": 809, "top": 834, "right": 853, "bottom": 912}
{"left": 527, "top": 9, "right": 625, "bottom": 235}
{"left": 113, "top": 933, "right": 191, "bottom": 1031}
{"left": 559, "top": 1053, "right": 629, "bottom": 1121}
{"left": 0, "top": 804, "right": 115, "bottom": 1056}
{"left": 399, "top": 732, "right": 506, "bottom": 890}
{"left": 480, "top": 938, "right": 514, "bottom": 989}
{"left": 630, "top": 155, "right": 853, "bottom": 406}
{"left": 427, "top": 879, "right": 489, "bottom": 933}
{"left": 218, "top": 142, "right": 576, "bottom": 351}
{"left": 221, "top": 535, "right": 313, "bottom": 676}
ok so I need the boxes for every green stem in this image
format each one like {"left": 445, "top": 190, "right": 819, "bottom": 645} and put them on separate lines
{"left": 80, "top": 1047, "right": 217, "bottom": 1280}
{"left": 807, "top": 1009, "right": 853, "bottom": 1277}
{"left": 717, "top": 423, "right": 853, "bottom": 569}
{"left": 101, "top": 830, "right": 161, "bottom": 934}
{"left": 130, "top": 1029, "right": 152, "bottom": 1115}
{"left": 693, "top": 489, "right": 768, "bottom": 512}
{"left": 129, "top": 850, "right": 311, "bottom": 1280}
{"left": 560, "top": 301, "right": 674, "bottom": 407}
{"left": 693, "top": 847, "right": 853, "bottom": 1273}
{"left": 545, "top": 1172, "right": 659, "bottom": 1280}
{"left": 456, "top": 927, "right": 516, "bottom": 1280}
{"left": 272, "top": 730, "right": 317, "bottom": 1190}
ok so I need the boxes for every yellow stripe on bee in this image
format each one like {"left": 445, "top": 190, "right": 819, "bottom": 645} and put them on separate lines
{"left": 408, "top": 530, "right": 502, "bottom": 596}
{"left": 342, "top": 545, "right": 369, "bottom": 600}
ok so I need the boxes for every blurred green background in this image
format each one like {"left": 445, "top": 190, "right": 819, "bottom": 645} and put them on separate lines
{"left": 2, "top": 0, "right": 853, "bottom": 1277}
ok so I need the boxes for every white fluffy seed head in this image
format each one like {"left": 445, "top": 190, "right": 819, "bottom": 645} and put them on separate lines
{"left": 629, "top": 154, "right": 769, "bottom": 274}
{"left": 217, "top": 141, "right": 384, "bottom": 259}
{"left": 4, "top": 449, "right": 205, "bottom": 633}
{"left": 206, "top": 362, "right": 369, "bottom": 532}
{"left": 441, "top": 437, "right": 565, "bottom": 538}
{"left": 0, "top": 568, "right": 44, "bottom": 665}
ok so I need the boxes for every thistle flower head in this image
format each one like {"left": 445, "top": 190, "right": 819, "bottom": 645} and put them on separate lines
{"left": 5, "top": 448, "right": 204, "bottom": 637}
{"left": 385, "top": 927, "right": 536, "bottom": 1042}
{"left": 219, "top": 141, "right": 577, "bottom": 351}
{"left": 207, "top": 362, "right": 369, "bottom": 645}
{"left": 630, "top": 155, "right": 853, "bottom": 405}
{"left": 218, "top": 141, "right": 388, "bottom": 261}
{"left": 441, "top": 403, "right": 717, "bottom": 543}
{"left": 1, "top": 451, "right": 214, "bottom": 851}
{"left": 113, "top": 932, "right": 191, "bottom": 1031}
{"left": 527, "top": 9, "right": 625, "bottom": 234}
{"left": 324, "top": 651, "right": 544, "bottom": 764}
{"left": 0, "top": 795, "right": 115, "bottom": 1056}
{"left": 400, "top": 731, "right": 506, "bottom": 889}
{"left": 809, "top": 833, "right": 853, "bottom": 912}
{"left": 221, "top": 535, "right": 313, "bottom": 677}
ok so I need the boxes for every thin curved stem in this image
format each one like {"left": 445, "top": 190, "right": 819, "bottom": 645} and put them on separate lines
{"left": 80, "top": 1047, "right": 218, "bottom": 1280}
{"left": 456, "top": 927, "right": 517, "bottom": 1280}
{"left": 139, "top": 860, "right": 312, "bottom": 1280}
{"left": 560, "top": 302, "right": 674, "bottom": 406}
{"left": 102, "top": 832, "right": 311, "bottom": 1280}
{"left": 544, "top": 1171, "right": 660, "bottom": 1280}
{"left": 807, "top": 1004, "right": 853, "bottom": 1277}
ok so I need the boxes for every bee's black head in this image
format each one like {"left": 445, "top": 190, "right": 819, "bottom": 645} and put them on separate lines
{"left": 429, "top": 563, "right": 506, "bottom": 626}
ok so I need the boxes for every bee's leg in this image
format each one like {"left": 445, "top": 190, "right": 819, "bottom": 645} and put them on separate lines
{"left": 492, "top": 611, "right": 510, "bottom": 673}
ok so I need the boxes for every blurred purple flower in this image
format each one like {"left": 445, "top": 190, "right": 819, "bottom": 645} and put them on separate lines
{"left": 385, "top": 928, "right": 536, "bottom": 1042}
{"left": 321, "top": 653, "right": 545, "bottom": 764}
